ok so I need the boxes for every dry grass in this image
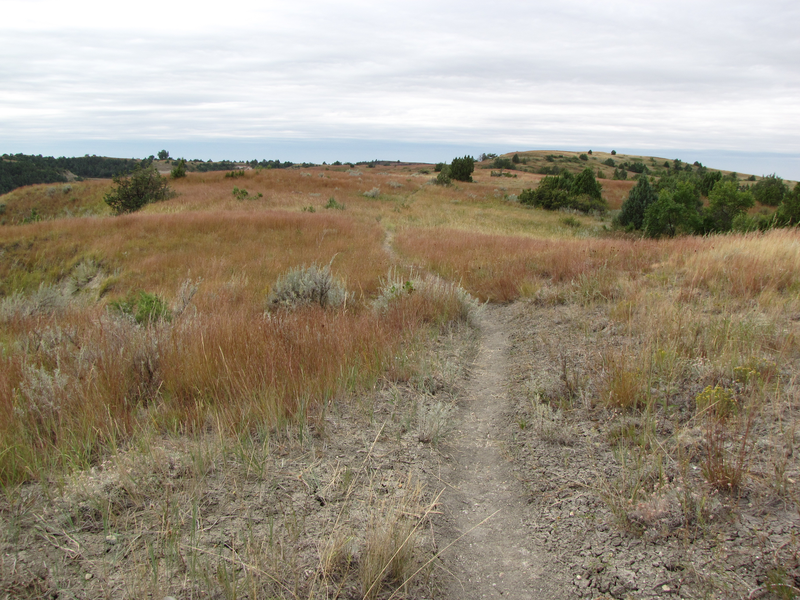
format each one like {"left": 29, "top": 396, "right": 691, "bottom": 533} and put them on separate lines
{"left": 0, "top": 180, "right": 109, "bottom": 224}
{"left": 395, "top": 228, "right": 670, "bottom": 302}
{"left": 3, "top": 155, "right": 800, "bottom": 597}
{"left": 0, "top": 285, "right": 473, "bottom": 485}
{"left": 673, "top": 228, "right": 800, "bottom": 299}
{"left": 0, "top": 210, "right": 389, "bottom": 299}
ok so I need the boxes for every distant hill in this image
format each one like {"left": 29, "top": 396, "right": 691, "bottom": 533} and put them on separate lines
{"left": 0, "top": 154, "right": 141, "bottom": 195}
{"left": 481, "top": 149, "right": 754, "bottom": 181}
{"left": 0, "top": 154, "right": 310, "bottom": 196}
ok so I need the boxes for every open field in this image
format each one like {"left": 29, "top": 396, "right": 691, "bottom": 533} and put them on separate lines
{"left": 1, "top": 157, "right": 800, "bottom": 599}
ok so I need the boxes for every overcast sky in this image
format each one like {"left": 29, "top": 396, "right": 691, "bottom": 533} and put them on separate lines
{"left": 2, "top": 0, "right": 799, "bottom": 177}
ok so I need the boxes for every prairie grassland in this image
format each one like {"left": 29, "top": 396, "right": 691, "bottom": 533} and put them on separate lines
{"left": 395, "top": 228, "right": 678, "bottom": 302}
{"left": 157, "top": 166, "right": 598, "bottom": 239}
{"left": 2, "top": 160, "right": 800, "bottom": 598}
{"left": 0, "top": 210, "right": 389, "bottom": 300}
{"left": 0, "top": 286, "right": 473, "bottom": 484}
{"left": 0, "top": 179, "right": 109, "bottom": 223}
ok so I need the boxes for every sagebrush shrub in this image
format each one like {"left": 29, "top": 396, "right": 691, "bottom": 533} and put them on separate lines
{"left": 373, "top": 271, "right": 479, "bottom": 326}
{"left": 267, "top": 264, "right": 349, "bottom": 310}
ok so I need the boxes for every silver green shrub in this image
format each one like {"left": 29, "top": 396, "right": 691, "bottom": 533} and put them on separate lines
{"left": 267, "top": 264, "right": 350, "bottom": 310}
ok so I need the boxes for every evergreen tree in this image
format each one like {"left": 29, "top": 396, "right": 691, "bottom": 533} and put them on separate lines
{"left": 616, "top": 176, "right": 657, "bottom": 230}
{"left": 171, "top": 158, "right": 187, "bottom": 179}
{"left": 776, "top": 182, "right": 800, "bottom": 226}
{"left": 104, "top": 164, "right": 173, "bottom": 214}
{"left": 449, "top": 156, "right": 475, "bottom": 182}
{"left": 644, "top": 190, "right": 700, "bottom": 238}
{"left": 571, "top": 167, "right": 602, "bottom": 201}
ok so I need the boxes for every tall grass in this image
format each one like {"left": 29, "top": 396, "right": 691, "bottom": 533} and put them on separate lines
{"left": 395, "top": 228, "right": 672, "bottom": 302}
{"left": 0, "top": 210, "right": 389, "bottom": 299}
{"left": 395, "top": 228, "right": 800, "bottom": 304}
{"left": 674, "top": 228, "right": 800, "bottom": 299}
{"left": 0, "top": 281, "right": 473, "bottom": 485}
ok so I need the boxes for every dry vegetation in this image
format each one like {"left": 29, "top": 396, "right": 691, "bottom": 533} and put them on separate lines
{"left": 1, "top": 157, "right": 799, "bottom": 599}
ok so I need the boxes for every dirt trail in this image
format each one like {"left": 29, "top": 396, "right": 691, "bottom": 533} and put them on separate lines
{"left": 437, "top": 304, "right": 569, "bottom": 599}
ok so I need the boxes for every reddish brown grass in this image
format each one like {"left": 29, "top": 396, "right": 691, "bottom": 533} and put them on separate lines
{"left": 395, "top": 228, "right": 671, "bottom": 302}
{"left": 0, "top": 286, "right": 468, "bottom": 484}
{"left": 601, "top": 180, "right": 637, "bottom": 210}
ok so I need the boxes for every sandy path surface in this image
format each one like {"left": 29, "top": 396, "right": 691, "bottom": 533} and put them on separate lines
{"left": 437, "top": 304, "right": 570, "bottom": 599}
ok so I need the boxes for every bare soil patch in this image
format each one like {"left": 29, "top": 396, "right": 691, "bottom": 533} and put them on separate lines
{"left": 500, "top": 300, "right": 800, "bottom": 600}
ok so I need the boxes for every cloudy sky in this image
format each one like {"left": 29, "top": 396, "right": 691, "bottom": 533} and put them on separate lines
{"left": 2, "top": 0, "right": 799, "bottom": 177}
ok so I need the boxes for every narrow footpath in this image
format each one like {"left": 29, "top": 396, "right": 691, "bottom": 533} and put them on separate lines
{"left": 437, "top": 304, "right": 569, "bottom": 599}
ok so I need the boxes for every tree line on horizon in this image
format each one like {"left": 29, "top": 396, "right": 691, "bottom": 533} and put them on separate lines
{"left": 0, "top": 152, "right": 303, "bottom": 196}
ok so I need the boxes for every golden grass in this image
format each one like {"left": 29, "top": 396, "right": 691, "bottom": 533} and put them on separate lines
{"left": 672, "top": 228, "right": 800, "bottom": 299}
{"left": 0, "top": 209, "right": 389, "bottom": 300}
{"left": 0, "top": 179, "right": 110, "bottom": 223}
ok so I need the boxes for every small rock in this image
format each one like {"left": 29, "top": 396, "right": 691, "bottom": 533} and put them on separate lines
{"left": 662, "top": 584, "right": 672, "bottom": 592}
{"left": 105, "top": 534, "right": 118, "bottom": 545}
{"left": 84, "top": 573, "right": 93, "bottom": 581}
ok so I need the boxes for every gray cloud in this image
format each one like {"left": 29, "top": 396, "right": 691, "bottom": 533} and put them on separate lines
{"left": 1, "top": 0, "right": 799, "bottom": 164}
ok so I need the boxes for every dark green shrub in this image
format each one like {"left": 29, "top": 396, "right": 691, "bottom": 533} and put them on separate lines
{"left": 492, "top": 157, "right": 514, "bottom": 170}
{"left": 435, "top": 165, "right": 452, "bottom": 185}
{"left": 571, "top": 167, "right": 603, "bottom": 201}
{"left": 512, "top": 153, "right": 520, "bottom": 164}
{"left": 644, "top": 190, "right": 701, "bottom": 238}
{"left": 434, "top": 162, "right": 446, "bottom": 172}
{"left": 706, "top": 180, "right": 755, "bottom": 232}
{"left": 232, "top": 187, "right": 262, "bottom": 200}
{"left": 611, "top": 150, "right": 617, "bottom": 155}
{"left": 104, "top": 165, "right": 173, "bottom": 214}
{"left": 170, "top": 158, "right": 187, "bottom": 179}
{"left": 751, "top": 174, "right": 788, "bottom": 206}
{"left": 579, "top": 153, "right": 588, "bottom": 161}
{"left": 449, "top": 156, "right": 475, "bottom": 182}
{"left": 616, "top": 176, "right": 658, "bottom": 230}
{"left": 732, "top": 212, "right": 775, "bottom": 233}
{"left": 623, "top": 161, "right": 648, "bottom": 174}
{"left": 519, "top": 169, "right": 606, "bottom": 213}
{"left": 699, "top": 171, "right": 722, "bottom": 196}
{"left": 538, "top": 165, "right": 560, "bottom": 175}
{"left": 776, "top": 182, "right": 800, "bottom": 226}
{"left": 157, "top": 150, "right": 169, "bottom": 160}
{"left": 603, "top": 158, "right": 616, "bottom": 167}
{"left": 324, "top": 197, "right": 345, "bottom": 210}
